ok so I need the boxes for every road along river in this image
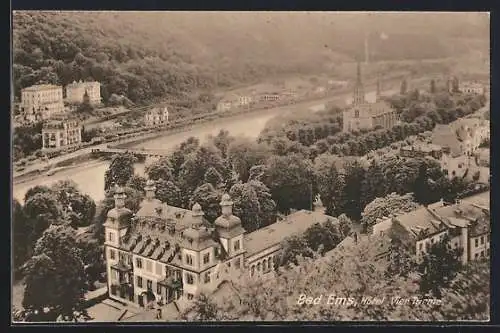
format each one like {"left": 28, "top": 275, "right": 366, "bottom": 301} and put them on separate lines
{"left": 13, "top": 88, "right": 393, "bottom": 203}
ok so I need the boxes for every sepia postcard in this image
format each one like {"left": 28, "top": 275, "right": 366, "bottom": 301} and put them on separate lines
{"left": 11, "top": 11, "right": 491, "bottom": 323}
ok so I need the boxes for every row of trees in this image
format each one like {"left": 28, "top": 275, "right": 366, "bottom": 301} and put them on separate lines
{"left": 258, "top": 88, "right": 486, "bottom": 158}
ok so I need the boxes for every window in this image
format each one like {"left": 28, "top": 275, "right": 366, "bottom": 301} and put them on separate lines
{"left": 203, "top": 253, "right": 210, "bottom": 264}
{"left": 204, "top": 272, "right": 211, "bottom": 284}
{"left": 108, "top": 232, "right": 114, "bottom": 242}
{"left": 487, "top": 248, "right": 490, "bottom": 256}
{"left": 146, "top": 260, "right": 153, "bottom": 272}
{"left": 480, "top": 251, "right": 484, "bottom": 257}
{"left": 234, "top": 240, "right": 241, "bottom": 251}
{"left": 487, "top": 234, "right": 490, "bottom": 242}
{"left": 475, "top": 238, "right": 479, "bottom": 247}
{"left": 475, "top": 253, "right": 479, "bottom": 259}
{"left": 235, "top": 258, "right": 241, "bottom": 269}
{"left": 354, "top": 110, "right": 360, "bottom": 118}
{"left": 137, "top": 276, "right": 143, "bottom": 288}
{"left": 481, "top": 236, "right": 484, "bottom": 245}
{"left": 185, "top": 254, "right": 193, "bottom": 266}
{"left": 109, "top": 249, "right": 116, "bottom": 260}
{"left": 251, "top": 265, "right": 255, "bottom": 276}
{"left": 186, "top": 273, "right": 194, "bottom": 285}
{"left": 257, "top": 262, "right": 261, "bottom": 271}
{"left": 136, "top": 258, "right": 143, "bottom": 269}
{"left": 187, "top": 293, "right": 194, "bottom": 300}
{"left": 227, "top": 261, "right": 231, "bottom": 268}
{"left": 147, "top": 279, "right": 153, "bottom": 290}
{"left": 419, "top": 243, "right": 423, "bottom": 250}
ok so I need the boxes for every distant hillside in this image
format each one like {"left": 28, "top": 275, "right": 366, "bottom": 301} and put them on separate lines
{"left": 12, "top": 11, "right": 489, "bottom": 105}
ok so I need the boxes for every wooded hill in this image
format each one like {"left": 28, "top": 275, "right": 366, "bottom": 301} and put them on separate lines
{"left": 12, "top": 11, "right": 489, "bottom": 105}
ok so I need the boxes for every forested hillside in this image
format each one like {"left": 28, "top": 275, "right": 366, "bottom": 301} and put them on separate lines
{"left": 12, "top": 11, "right": 489, "bottom": 105}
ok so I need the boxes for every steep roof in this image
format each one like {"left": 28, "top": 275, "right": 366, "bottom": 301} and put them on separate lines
{"left": 244, "top": 210, "right": 336, "bottom": 257}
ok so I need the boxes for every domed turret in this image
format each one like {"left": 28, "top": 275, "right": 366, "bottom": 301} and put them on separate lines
{"left": 191, "top": 203, "right": 204, "bottom": 227}
{"left": 106, "top": 186, "right": 133, "bottom": 228}
{"left": 214, "top": 194, "right": 242, "bottom": 230}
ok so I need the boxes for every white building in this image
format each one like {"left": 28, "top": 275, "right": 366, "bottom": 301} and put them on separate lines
{"left": 66, "top": 80, "right": 102, "bottom": 105}
{"left": 42, "top": 118, "right": 82, "bottom": 150}
{"left": 389, "top": 190, "right": 490, "bottom": 265}
{"left": 20, "top": 84, "right": 65, "bottom": 122}
{"left": 144, "top": 107, "right": 169, "bottom": 127}
{"left": 104, "top": 182, "right": 335, "bottom": 311}
{"left": 458, "top": 82, "right": 485, "bottom": 95}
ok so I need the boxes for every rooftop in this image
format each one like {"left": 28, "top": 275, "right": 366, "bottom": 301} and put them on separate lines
{"left": 67, "top": 80, "right": 100, "bottom": 87}
{"left": 401, "top": 143, "right": 442, "bottom": 153}
{"left": 244, "top": 210, "right": 336, "bottom": 257}
{"left": 22, "top": 84, "right": 62, "bottom": 92}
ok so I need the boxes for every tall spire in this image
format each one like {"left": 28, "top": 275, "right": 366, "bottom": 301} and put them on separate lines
{"left": 353, "top": 61, "right": 365, "bottom": 106}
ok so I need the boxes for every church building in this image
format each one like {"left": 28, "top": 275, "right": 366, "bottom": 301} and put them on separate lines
{"left": 342, "top": 63, "right": 398, "bottom": 132}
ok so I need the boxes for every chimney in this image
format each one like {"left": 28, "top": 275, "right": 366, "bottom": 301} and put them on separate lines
{"left": 144, "top": 179, "right": 156, "bottom": 200}
{"left": 191, "top": 203, "right": 204, "bottom": 228}
{"left": 220, "top": 193, "right": 233, "bottom": 217}
{"left": 114, "top": 186, "right": 126, "bottom": 209}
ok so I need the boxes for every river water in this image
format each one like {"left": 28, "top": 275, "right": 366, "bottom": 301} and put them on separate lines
{"left": 13, "top": 89, "right": 390, "bottom": 203}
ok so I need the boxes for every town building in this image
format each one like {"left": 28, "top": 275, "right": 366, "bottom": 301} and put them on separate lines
{"left": 104, "top": 182, "right": 335, "bottom": 310}
{"left": 342, "top": 63, "right": 398, "bottom": 132}
{"left": 41, "top": 118, "right": 82, "bottom": 150}
{"left": 259, "top": 92, "right": 281, "bottom": 103}
{"left": 144, "top": 107, "right": 169, "bottom": 127}
{"left": 20, "top": 84, "right": 65, "bottom": 122}
{"left": 432, "top": 118, "right": 490, "bottom": 179}
{"left": 216, "top": 101, "right": 233, "bottom": 112}
{"left": 458, "top": 82, "right": 485, "bottom": 95}
{"left": 400, "top": 143, "right": 443, "bottom": 160}
{"left": 65, "top": 80, "right": 102, "bottom": 105}
{"left": 386, "top": 190, "right": 490, "bottom": 265}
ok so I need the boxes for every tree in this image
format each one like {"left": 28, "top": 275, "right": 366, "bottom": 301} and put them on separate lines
{"left": 313, "top": 154, "right": 343, "bottom": 217}
{"left": 190, "top": 183, "right": 222, "bottom": 223}
{"left": 278, "top": 235, "right": 314, "bottom": 268}
{"left": 145, "top": 157, "right": 173, "bottom": 182}
{"left": 169, "top": 137, "right": 200, "bottom": 177}
{"left": 76, "top": 235, "right": 104, "bottom": 290}
{"left": 23, "top": 226, "right": 87, "bottom": 321}
{"left": 127, "top": 174, "right": 147, "bottom": 193}
{"left": 229, "top": 182, "right": 261, "bottom": 232}
{"left": 179, "top": 144, "right": 225, "bottom": 197}
{"left": 338, "top": 160, "right": 365, "bottom": 220}
{"left": 418, "top": 234, "right": 462, "bottom": 297}
{"left": 208, "top": 129, "right": 235, "bottom": 159}
{"left": 183, "top": 293, "right": 221, "bottom": 321}
{"left": 386, "top": 232, "right": 416, "bottom": 278}
{"left": 104, "top": 153, "right": 137, "bottom": 191}
{"left": 303, "top": 220, "right": 342, "bottom": 254}
{"left": 263, "top": 154, "right": 314, "bottom": 214}
{"left": 337, "top": 214, "right": 354, "bottom": 238}
{"left": 248, "top": 180, "right": 276, "bottom": 227}
{"left": 204, "top": 167, "right": 223, "bottom": 188}
{"left": 360, "top": 160, "right": 386, "bottom": 207}
{"left": 155, "top": 179, "right": 183, "bottom": 207}
{"left": 227, "top": 137, "right": 270, "bottom": 182}
{"left": 361, "top": 193, "right": 420, "bottom": 232}
{"left": 51, "top": 180, "right": 96, "bottom": 228}
{"left": 23, "top": 192, "right": 65, "bottom": 248}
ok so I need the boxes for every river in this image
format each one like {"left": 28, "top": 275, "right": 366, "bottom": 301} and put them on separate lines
{"left": 13, "top": 88, "right": 390, "bottom": 203}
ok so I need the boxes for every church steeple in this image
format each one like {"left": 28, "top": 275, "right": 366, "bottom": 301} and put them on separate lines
{"left": 353, "top": 61, "right": 366, "bottom": 106}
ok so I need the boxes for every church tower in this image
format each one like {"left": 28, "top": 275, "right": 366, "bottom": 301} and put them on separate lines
{"left": 353, "top": 61, "right": 366, "bottom": 106}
